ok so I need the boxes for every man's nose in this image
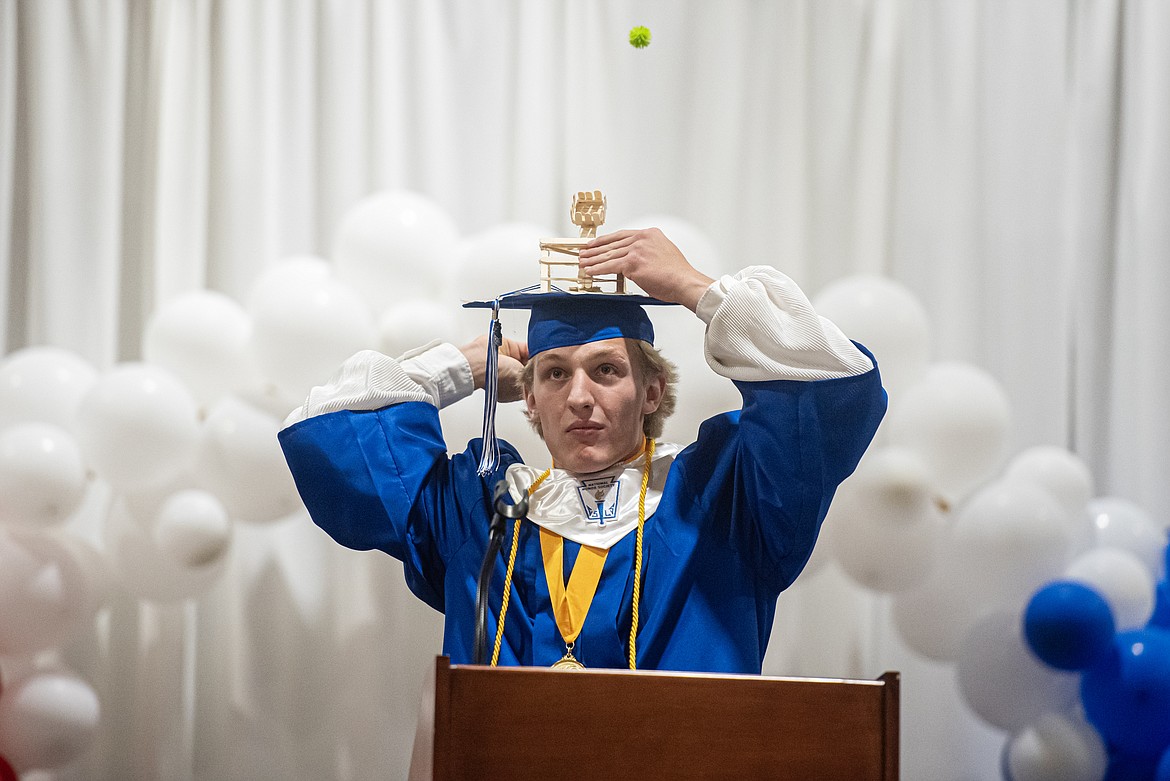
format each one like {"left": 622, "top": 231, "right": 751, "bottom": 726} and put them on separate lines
{"left": 566, "top": 370, "right": 595, "bottom": 409}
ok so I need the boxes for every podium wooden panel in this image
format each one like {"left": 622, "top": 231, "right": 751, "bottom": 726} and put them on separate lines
{"left": 410, "top": 656, "right": 899, "bottom": 780}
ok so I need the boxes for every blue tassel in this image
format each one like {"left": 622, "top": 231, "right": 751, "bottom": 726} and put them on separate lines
{"left": 476, "top": 301, "right": 503, "bottom": 476}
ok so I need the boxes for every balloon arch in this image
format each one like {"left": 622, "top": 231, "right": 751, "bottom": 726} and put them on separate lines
{"left": 1, "top": 190, "right": 1168, "bottom": 779}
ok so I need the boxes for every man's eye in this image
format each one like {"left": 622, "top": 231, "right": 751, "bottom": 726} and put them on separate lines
{"left": 598, "top": 364, "right": 616, "bottom": 375}
{"left": 548, "top": 368, "right": 566, "bottom": 380}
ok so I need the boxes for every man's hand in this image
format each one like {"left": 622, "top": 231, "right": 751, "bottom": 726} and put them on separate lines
{"left": 459, "top": 335, "right": 529, "bottom": 402}
{"left": 578, "top": 228, "right": 715, "bottom": 311}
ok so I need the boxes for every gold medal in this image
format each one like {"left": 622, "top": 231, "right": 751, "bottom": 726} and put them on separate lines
{"left": 551, "top": 643, "right": 586, "bottom": 671}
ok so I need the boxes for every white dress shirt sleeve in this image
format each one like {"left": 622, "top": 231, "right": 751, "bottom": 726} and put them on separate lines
{"left": 696, "top": 266, "right": 874, "bottom": 382}
{"left": 281, "top": 341, "right": 475, "bottom": 429}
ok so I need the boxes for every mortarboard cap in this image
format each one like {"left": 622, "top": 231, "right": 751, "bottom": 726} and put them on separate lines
{"left": 464, "top": 290, "right": 672, "bottom": 356}
{"left": 463, "top": 289, "right": 676, "bottom": 475}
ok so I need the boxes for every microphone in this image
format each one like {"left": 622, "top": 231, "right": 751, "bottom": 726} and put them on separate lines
{"left": 473, "top": 480, "right": 529, "bottom": 664}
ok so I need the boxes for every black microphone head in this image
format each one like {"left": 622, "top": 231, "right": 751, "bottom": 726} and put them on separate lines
{"left": 492, "top": 480, "right": 529, "bottom": 519}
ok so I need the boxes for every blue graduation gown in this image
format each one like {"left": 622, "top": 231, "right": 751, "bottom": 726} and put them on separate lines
{"left": 278, "top": 359, "right": 886, "bottom": 674}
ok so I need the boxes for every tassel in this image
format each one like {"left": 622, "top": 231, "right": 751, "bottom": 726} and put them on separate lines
{"left": 476, "top": 300, "right": 503, "bottom": 476}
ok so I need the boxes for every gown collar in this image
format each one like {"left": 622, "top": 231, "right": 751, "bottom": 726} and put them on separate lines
{"left": 505, "top": 442, "right": 680, "bottom": 549}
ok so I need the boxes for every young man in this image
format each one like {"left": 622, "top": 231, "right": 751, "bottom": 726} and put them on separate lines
{"left": 278, "top": 228, "right": 886, "bottom": 673}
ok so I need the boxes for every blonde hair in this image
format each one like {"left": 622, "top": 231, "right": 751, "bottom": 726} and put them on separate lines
{"left": 521, "top": 339, "right": 678, "bottom": 439}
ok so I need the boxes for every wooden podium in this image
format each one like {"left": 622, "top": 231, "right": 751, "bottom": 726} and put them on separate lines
{"left": 409, "top": 656, "right": 899, "bottom": 780}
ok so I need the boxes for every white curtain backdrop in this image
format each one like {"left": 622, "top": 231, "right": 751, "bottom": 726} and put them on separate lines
{"left": 2, "top": 1, "right": 1169, "bottom": 779}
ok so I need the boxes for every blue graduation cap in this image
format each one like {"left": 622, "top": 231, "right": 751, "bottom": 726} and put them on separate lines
{"left": 465, "top": 290, "right": 673, "bottom": 355}
{"left": 463, "top": 288, "right": 675, "bottom": 474}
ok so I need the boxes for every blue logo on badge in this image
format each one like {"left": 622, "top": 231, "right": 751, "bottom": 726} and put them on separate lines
{"left": 577, "top": 478, "right": 620, "bottom": 527}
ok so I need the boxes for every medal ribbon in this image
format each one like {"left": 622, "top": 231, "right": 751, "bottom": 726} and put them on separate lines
{"left": 539, "top": 529, "right": 608, "bottom": 645}
{"left": 489, "top": 438, "right": 655, "bottom": 669}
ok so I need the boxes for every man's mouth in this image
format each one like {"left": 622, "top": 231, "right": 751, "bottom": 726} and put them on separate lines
{"left": 566, "top": 421, "right": 603, "bottom": 433}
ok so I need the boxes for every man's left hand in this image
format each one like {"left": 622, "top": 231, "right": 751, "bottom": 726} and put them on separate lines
{"left": 458, "top": 335, "right": 529, "bottom": 402}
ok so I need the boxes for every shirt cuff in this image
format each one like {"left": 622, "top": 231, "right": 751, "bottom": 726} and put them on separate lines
{"left": 400, "top": 341, "right": 475, "bottom": 409}
{"left": 695, "top": 277, "right": 727, "bottom": 326}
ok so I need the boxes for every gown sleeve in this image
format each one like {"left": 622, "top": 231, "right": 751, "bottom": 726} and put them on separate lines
{"left": 685, "top": 267, "right": 888, "bottom": 594}
{"left": 277, "top": 345, "right": 514, "bottom": 612}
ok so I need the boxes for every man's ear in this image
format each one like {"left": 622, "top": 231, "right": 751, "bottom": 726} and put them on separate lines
{"left": 642, "top": 373, "right": 667, "bottom": 415}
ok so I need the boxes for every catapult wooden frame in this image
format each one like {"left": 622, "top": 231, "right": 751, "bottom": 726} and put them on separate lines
{"left": 539, "top": 190, "right": 627, "bottom": 294}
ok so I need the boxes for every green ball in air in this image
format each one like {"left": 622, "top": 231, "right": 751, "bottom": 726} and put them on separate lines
{"left": 629, "top": 26, "right": 651, "bottom": 49}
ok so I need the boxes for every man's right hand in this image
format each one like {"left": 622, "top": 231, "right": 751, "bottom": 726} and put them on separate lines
{"left": 577, "top": 228, "right": 715, "bottom": 312}
{"left": 459, "top": 335, "right": 529, "bottom": 402}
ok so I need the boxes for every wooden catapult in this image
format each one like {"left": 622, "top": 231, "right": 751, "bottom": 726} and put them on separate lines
{"left": 538, "top": 190, "right": 627, "bottom": 294}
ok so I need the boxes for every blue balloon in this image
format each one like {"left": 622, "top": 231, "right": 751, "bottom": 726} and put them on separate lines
{"left": 1157, "top": 744, "right": 1170, "bottom": 781}
{"left": 1083, "top": 628, "right": 1170, "bottom": 758}
{"left": 1106, "top": 751, "right": 1159, "bottom": 781}
{"left": 1151, "top": 580, "right": 1170, "bottom": 630}
{"left": 1024, "top": 580, "right": 1116, "bottom": 670}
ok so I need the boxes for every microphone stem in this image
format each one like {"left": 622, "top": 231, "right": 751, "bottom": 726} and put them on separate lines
{"left": 474, "top": 480, "right": 528, "bottom": 665}
{"left": 473, "top": 510, "right": 507, "bottom": 664}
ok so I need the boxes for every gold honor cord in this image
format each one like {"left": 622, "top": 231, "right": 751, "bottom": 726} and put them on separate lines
{"left": 628, "top": 437, "right": 654, "bottom": 669}
{"left": 489, "top": 439, "right": 655, "bottom": 670}
{"left": 490, "top": 468, "right": 550, "bottom": 667}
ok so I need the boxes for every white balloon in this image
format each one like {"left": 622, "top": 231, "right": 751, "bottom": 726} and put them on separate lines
{"left": 378, "top": 300, "right": 459, "bottom": 359}
{"left": 447, "top": 223, "right": 548, "bottom": 297}
{"left": 447, "top": 222, "right": 549, "bottom": 343}
{"left": 52, "top": 534, "right": 111, "bottom": 620}
{"left": 795, "top": 522, "right": 836, "bottom": 579}
{"left": 1006, "top": 446, "right": 1094, "bottom": 521}
{"left": 0, "top": 671, "right": 100, "bottom": 772}
{"left": 0, "top": 346, "right": 97, "bottom": 431}
{"left": 235, "top": 377, "right": 303, "bottom": 422}
{"left": 119, "top": 472, "right": 200, "bottom": 525}
{"left": 0, "top": 529, "right": 97, "bottom": 656}
{"left": 1085, "top": 497, "right": 1167, "bottom": 579}
{"left": 0, "top": 423, "right": 88, "bottom": 526}
{"left": 332, "top": 190, "right": 459, "bottom": 312}
{"left": 885, "top": 362, "right": 1012, "bottom": 503}
{"left": 143, "top": 290, "right": 254, "bottom": 408}
{"left": 658, "top": 362, "right": 740, "bottom": 448}
{"left": 956, "top": 611, "right": 1079, "bottom": 732}
{"left": 153, "top": 489, "right": 231, "bottom": 569}
{"left": 661, "top": 353, "right": 740, "bottom": 452}
{"left": 950, "top": 477, "right": 1074, "bottom": 610}
{"left": 247, "top": 257, "right": 378, "bottom": 401}
{"left": 620, "top": 214, "right": 728, "bottom": 277}
{"left": 813, "top": 274, "right": 932, "bottom": 394}
{"left": 891, "top": 557, "right": 986, "bottom": 662}
{"left": 648, "top": 302, "right": 741, "bottom": 446}
{"left": 105, "top": 498, "right": 227, "bottom": 602}
{"left": 1064, "top": 547, "right": 1155, "bottom": 630}
{"left": 250, "top": 255, "right": 332, "bottom": 291}
{"left": 73, "top": 363, "right": 200, "bottom": 492}
{"left": 828, "top": 447, "right": 946, "bottom": 593}
{"left": 1004, "top": 710, "right": 1108, "bottom": 781}
{"left": 195, "top": 396, "right": 301, "bottom": 524}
